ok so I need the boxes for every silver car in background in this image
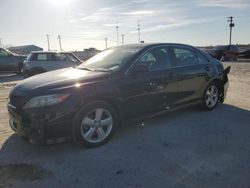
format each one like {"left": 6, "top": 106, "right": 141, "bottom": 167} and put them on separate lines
{"left": 22, "top": 51, "right": 82, "bottom": 77}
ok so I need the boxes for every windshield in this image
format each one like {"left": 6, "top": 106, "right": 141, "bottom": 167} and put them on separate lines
{"left": 78, "top": 46, "right": 142, "bottom": 71}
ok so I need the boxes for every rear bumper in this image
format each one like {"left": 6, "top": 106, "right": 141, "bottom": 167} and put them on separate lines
{"left": 220, "top": 66, "right": 230, "bottom": 102}
{"left": 221, "top": 79, "right": 229, "bottom": 101}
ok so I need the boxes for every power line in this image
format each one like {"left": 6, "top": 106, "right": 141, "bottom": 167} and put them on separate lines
{"left": 105, "top": 37, "right": 108, "bottom": 49}
{"left": 116, "top": 25, "right": 119, "bottom": 46}
{"left": 58, "top": 35, "right": 62, "bottom": 51}
{"left": 137, "top": 20, "right": 141, "bottom": 43}
{"left": 227, "top": 16, "right": 235, "bottom": 45}
{"left": 121, "top": 34, "right": 125, "bottom": 45}
{"left": 46, "top": 34, "right": 50, "bottom": 51}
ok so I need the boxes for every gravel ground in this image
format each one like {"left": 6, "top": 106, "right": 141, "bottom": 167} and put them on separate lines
{"left": 0, "top": 62, "right": 250, "bottom": 188}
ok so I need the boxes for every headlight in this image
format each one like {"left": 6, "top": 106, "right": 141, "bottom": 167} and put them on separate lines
{"left": 23, "top": 93, "right": 70, "bottom": 109}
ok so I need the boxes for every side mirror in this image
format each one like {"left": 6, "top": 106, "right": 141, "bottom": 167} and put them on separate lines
{"left": 132, "top": 64, "right": 149, "bottom": 73}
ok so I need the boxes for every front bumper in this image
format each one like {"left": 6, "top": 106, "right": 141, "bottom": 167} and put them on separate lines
{"left": 8, "top": 102, "right": 76, "bottom": 143}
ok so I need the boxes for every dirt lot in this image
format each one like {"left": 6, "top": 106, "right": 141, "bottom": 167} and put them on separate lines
{"left": 0, "top": 62, "right": 250, "bottom": 188}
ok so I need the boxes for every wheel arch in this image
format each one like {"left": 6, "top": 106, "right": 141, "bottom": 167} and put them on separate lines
{"left": 30, "top": 66, "right": 47, "bottom": 73}
{"left": 76, "top": 95, "right": 123, "bottom": 124}
{"left": 206, "top": 78, "right": 224, "bottom": 102}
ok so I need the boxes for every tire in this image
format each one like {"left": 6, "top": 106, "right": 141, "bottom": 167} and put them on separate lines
{"left": 72, "top": 101, "right": 118, "bottom": 147}
{"left": 16, "top": 61, "right": 24, "bottom": 74}
{"left": 202, "top": 82, "right": 219, "bottom": 111}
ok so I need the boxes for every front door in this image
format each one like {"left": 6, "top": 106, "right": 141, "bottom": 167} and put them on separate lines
{"left": 120, "top": 46, "right": 178, "bottom": 119}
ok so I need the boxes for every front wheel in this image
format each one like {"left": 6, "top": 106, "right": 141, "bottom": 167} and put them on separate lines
{"left": 202, "top": 83, "right": 219, "bottom": 110}
{"left": 73, "top": 101, "right": 117, "bottom": 147}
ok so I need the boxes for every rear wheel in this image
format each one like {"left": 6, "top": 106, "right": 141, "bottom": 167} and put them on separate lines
{"left": 202, "top": 83, "right": 219, "bottom": 110}
{"left": 73, "top": 101, "right": 117, "bottom": 147}
{"left": 16, "top": 61, "right": 24, "bottom": 74}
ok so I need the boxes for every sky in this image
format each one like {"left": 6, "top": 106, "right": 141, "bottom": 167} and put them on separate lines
{"left": 0, "top": 0, "right": 249, "bottom": 51}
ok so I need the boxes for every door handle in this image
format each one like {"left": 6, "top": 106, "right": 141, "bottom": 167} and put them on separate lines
{"left": 149, "top": 82, "right": 156, "bottom": 86}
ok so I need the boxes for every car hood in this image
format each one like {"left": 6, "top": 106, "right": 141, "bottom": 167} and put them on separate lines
{"left": 13, "top": 67, "right": 111, "bottom": 94}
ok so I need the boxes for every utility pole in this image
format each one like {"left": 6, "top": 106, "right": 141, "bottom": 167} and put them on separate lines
{"left": 105, "top": 37, "right": 108, "bottom": 49}
{"left": 228, "top": 16, "right": 235, "bottom": 45}
{"left": 116, "top": 25, "right": 119, "bottom": 46}
{"left": 137, "top": 20, "right": 141, "bottom": 43}
{"left": 58, "top": 35, "right": 62, "bottom": 51}
{"left": 46, "top": 34, "right": 50, "bottom": 51}
{"left": 121, "top": 34, "right": 124, "bottom": 45}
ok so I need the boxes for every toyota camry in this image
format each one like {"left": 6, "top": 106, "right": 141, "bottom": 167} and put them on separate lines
{"left": 7, "top": 43, "right": 230, "bottom": 147}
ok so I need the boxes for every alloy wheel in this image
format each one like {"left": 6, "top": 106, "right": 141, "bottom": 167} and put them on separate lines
{"left": 80, "top": 108, "right": 113, "bottom": 143}
{"left": 205, "top": 85, "right": 219, "bottom": 108}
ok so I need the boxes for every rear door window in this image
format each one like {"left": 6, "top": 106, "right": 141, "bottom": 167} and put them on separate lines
{"left": 136, "top": 47, "right": 172, "bottom": 71}
{"left": 37, "top": 54, "right": 48, "bottom": 61}
{"left": 173, "top": 47, "right": 198, "bottom": 67}
{"left": 197, "top": 53, "right": 209, "bottom": 64}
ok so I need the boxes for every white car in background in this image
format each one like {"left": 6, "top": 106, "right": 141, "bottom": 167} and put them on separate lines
{"left": 22, "top": 51, "right": 83, "bottom": 77}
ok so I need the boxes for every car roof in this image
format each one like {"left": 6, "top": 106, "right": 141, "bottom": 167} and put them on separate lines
{"left": 30, "top": 51, "right": 72, "bottom": 54}
{"left": 115, "top": 43, "right": 196, "bottom": 48}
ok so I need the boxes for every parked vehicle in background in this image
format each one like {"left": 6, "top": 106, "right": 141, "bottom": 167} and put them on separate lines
{"left": 239, "top": 49, "right": 250, "bottom": 59}
{"left": 8, "top": 43, "right": 230, "bottom": 147}
{"left": 0, "top": 47, "right": 26, "bottom": 73}
{"left": 205, "top": 45, "right": 239, "bottom": 61}
{"left": 22, "top": 51, "right": 83, "bottom": 77}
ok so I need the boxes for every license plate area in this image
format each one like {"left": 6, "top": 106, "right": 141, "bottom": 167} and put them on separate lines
{"left": 9, "top": 111, "right": 25, "bottom": 136}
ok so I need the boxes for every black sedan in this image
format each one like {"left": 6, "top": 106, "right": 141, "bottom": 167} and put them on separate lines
{"left": 7, "top": 43, "right": 230, "bottom": 147}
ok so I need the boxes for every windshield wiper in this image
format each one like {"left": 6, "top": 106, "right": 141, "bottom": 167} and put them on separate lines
{"left": 76, "top": 67, "right": 112, "bottom": 72}
{"left": 93, "top": 68, "right": 112, "bottom": 72}
{"left": 76, "top": 67, "right": 95, "bottom": 71}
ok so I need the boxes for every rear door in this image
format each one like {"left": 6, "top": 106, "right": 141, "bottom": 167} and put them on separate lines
{"left": 31, "top": 53, "right": 52, "bottom": 71}
{"left": 171, "top": 46, "right": 212, "bottom": 106}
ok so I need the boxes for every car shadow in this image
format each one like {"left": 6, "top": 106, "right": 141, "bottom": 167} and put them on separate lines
{"left": 0, "top": 73, "right": 23, "bottom": 85}
{"left": 0, "top": 103, "right": 250, "bottom": 187}
{"left": 1, "top": 103, "right": 249, "bottom": 154}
